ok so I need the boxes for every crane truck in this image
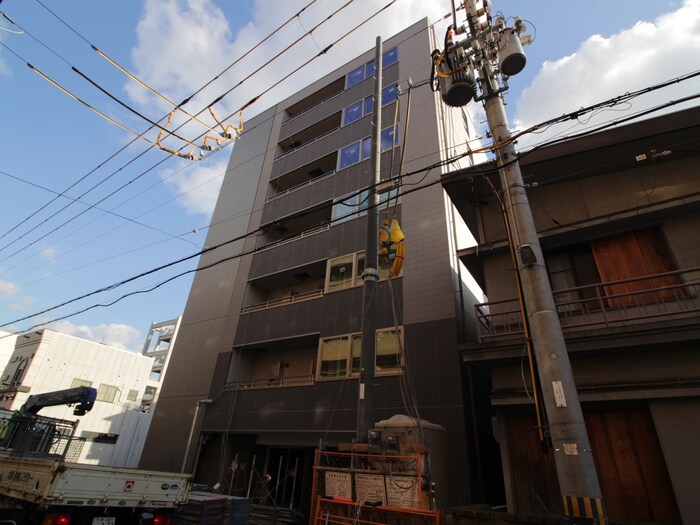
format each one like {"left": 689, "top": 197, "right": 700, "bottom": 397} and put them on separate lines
{"left": 0, "top": 387, "right": 190, "bottom": 525}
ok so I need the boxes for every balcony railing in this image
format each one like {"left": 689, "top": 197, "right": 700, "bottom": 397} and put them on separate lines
{"left": 255, "top": 223, "right": 330, "bottom": 255}
{"left": 0, "top": 409, "right": 79, "bottom": 460}
{"left": 225, "top": 374, "right": 315, "bottom": 390}
{"left": 265, "top": 170, "right": 335, "bottom": 203}
{"left": 475, "top": 267, "right": 700, "bottom": 342}
{"left": 241, "top": 288, "right": 324, "bottom": 314}
{"left": 283, "top": 90, "right": 345, "bottom": 125}
{"left": 274, "top": 126, "right": 340, "bottom": 161}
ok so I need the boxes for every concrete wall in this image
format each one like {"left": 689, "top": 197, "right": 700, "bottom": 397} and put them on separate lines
{"left": 0, "top": 331, "right": 16, "bottom": 374}
{"left": 479, "top": 157, "right": 700, "bottom": 245}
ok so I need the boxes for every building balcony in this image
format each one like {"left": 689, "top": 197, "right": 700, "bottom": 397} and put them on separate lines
{"left": 242, "top": 288, "right": 324, "bottom": 314}
{"left": 475, "top": 267, "right": 700, "bottom": 342}
{"left": 228, "top": 334, "right": 319, "bottom": 390}
{"left": 225, "top": 374, "right": 315, "bottom": 390}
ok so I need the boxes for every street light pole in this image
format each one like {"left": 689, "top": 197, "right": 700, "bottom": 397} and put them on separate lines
{"left": 181, "top": 398, "right": 213, "bottom": 473}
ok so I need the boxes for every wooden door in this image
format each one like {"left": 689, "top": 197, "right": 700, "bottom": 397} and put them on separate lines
{"left": 590, "top": 229, "right": 681, "bottom": 307}
{"left": 502, "top": 408, "right": 681, "bottom": 523}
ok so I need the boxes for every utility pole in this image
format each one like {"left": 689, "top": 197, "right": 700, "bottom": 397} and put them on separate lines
{"left": 435, "top": 2, "right": 605, "bottom": 522}
{"left": 356, "top": 36, "right": 382, "bottom": 443}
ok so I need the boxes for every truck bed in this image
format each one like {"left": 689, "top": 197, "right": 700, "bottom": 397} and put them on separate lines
{"left": 0, "top": 456, "right": 190, "bottom": 509}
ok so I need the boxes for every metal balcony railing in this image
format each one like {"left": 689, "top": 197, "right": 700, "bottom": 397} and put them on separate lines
{"left": 255, "top": 223, "right": 330, "bottom": 255}
{"left": 274, "top": 126, "right": 340, "bottom": 161}
{"left": 282, "top": 90, "right": 345, "bottom": 126}
{"left": 265, "top": 170, "right": 335, "bottom": 203}
{"left": 241, "top": 288, "right": 324, "bottom": 314}
{"left": 0, "top": 409, "right": 79, "bottom": 459}
{"left": 225, "top": 374, "right": 315, "bottom": 390}
{"left": 475, "top": 267, "right": 700, "bottom": 342}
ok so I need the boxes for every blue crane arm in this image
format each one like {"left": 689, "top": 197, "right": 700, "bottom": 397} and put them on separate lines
{"left": 20, "top": 386, "right": 97, "bottom": 416}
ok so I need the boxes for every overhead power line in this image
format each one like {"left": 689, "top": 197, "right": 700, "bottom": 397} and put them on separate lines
{"left": 3, "top": 87, "right": 697, "bottom": 336}
{"left": 0, "top": 0, "right": 382, "bottom": 263}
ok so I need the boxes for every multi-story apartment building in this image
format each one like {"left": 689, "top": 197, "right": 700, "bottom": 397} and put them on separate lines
{"left": 141, "top": 18, "right": 486, "bottom": 513}
{"left": 443, "top": 107, "right": 700, "bottom": 523}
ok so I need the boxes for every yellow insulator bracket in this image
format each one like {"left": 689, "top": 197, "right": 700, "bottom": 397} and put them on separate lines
{"left": 209, "top": 107, "right": 244, "bottom": 141}
{"left": 391, "top": 240, "right": 405, "bottom": 277}
{"left": 378, "top": 218, "right": 405, "bottom": 277}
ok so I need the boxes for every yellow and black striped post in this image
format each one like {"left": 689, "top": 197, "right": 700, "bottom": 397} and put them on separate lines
{"left": 563, "top": 495, "right": 607, "bottom": 524}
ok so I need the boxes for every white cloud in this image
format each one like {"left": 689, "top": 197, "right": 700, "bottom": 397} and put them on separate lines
{"left": 39, "top": 246, "right": 59, "bottom": 263}
{"left": 0, "top": 31, "right": 11, "bottom": 76}
{"left": 159, "top": 159, "right": 226, "bottom": 216}
{"left": 51, "top": 320, "right": 144, "bottom": 352}
{"left": 512, "top": 0, "right": 700, "bottom": 147}
{"left": 0, "top": 278, "right": 35, "bottom": 311}
{"left": 0, "top": 279, "right": 20, "bottom": 296}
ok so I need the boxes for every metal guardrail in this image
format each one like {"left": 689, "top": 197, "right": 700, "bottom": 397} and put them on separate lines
{"left": 0, "top": 409, "right": 78, "bottom": 459}
{"left": 225, "top": 374, "right": 315, "bottom": 390}
{"left": 265, "top": 170, "right": 335, "bottom": 203}
{"left": 254, "top": 223, "right": 330, "bottom": 256}
{"left": 282, "top": 89, "right": 345, "bottom": 127}
{"left": 274, "top": 126, "right": 340, "bottom": 161}
{"left": 241, "top": 288, "right": 324, "bottom": 314}
{"left": 475, "top": 267, "right": 700, "bottom": 342}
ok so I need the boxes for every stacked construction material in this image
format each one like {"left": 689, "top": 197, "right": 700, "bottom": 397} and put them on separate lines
{"left": 249, "top": 504, "right": 302, "bottom": 525}
{"left": 175, "top": 491, "right": 253, "bottom": 525}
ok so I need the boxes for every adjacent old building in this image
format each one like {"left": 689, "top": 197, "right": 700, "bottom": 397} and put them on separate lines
{"left": 443, "top": 106, "right": 700, "bottom": 523}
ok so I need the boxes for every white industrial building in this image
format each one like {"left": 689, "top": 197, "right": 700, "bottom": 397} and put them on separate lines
{"left": 0, "top": 329, "right": 155, "bottom": 466}
{"left": 0, "top": 331, "right": 17, "bottom": 373}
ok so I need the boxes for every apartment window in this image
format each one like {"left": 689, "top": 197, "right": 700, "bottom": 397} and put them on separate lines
{"left": 319, "top": 336, "right": 350, "bottom": 377}
{"left": 96, "top": 384, "right": 119, "bottom": 403}
{"left": 337, "top": 126, "right": 400, "bottom": 171}
{"left": 342, "top": 100, "right": 364, "bottom": 126}
{"left": 70, "top": 378, "right": 92, "bottom": 388}
{"left": 331, "top": 188, "right": 398, "bottom": 225}
{"left": 346, "top": 65, "right": 366, "bottom": 88}
{"left": 364, "top": 96, "right": 374, "bottom": 116}
{"left": 325, "top": 244, "right": 400, "bottom": 293}
{"left": 345, "top": 48, "right": 398, "bottom": 88}
{"left": 383, "top": 47, "right": 398, "bottom": 67}
{"left": 381, "top": 126, "right": 398, "bottom": 151}
{"left": 376, "top": 329, "right": 402, "bottom": 371}
{"left": 342, "top": 84, "right": 399, "bottom": 128}
{"left": 127, "top": 389, "right": 139, "bottom": 402}
{"left": 365, "top": 59, "right": 376, "bottom": 78}
{"left": 339, "top": 142, "right": 361, "bottom": 169}
{"left": 328, "top": 255, "right": 356, "bottom": 291}
{"left": 317, "top": 328, "right": 401, "bottom": 379}
{"left": 382, "top": 84, "right": 398, "bottom": 105}
{"left": 362, "top": 137, "right": 372, "bottom": 160}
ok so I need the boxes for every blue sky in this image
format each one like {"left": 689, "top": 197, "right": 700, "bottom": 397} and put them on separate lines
{"left": 0, "top": 0, "right": 697, "bottom": 350}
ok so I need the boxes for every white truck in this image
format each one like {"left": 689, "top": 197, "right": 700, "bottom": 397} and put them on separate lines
{"left": 0, "top": 387, "right": 190, "bottom": 524}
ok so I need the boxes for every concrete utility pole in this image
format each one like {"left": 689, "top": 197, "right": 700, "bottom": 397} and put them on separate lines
{"left": 356, "top": 36, "right": 382, "bottom": 443}
{"left": 436, "top": 1, "right": 605, "bottom": 522}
